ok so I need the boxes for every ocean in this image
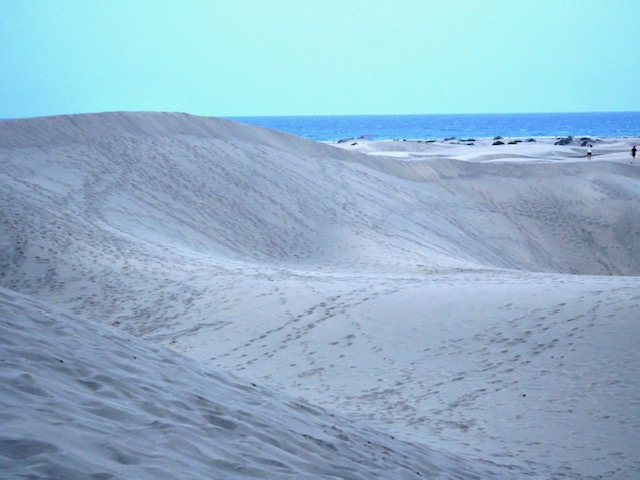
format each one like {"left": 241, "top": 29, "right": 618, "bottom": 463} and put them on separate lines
{"left": 230, "top": 112, "right": 640, "bottom": 142}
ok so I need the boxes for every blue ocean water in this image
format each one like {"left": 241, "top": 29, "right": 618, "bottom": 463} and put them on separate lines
{"left": 230, "top": 112, "right": 640, "bottom": 142}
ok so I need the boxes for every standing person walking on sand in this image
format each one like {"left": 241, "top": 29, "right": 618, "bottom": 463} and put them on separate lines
{"left": 632, "top": 145, "right": 637, "bottom": 163}
{"left": 587, "top": 143, "right": 592, "bottom": 159}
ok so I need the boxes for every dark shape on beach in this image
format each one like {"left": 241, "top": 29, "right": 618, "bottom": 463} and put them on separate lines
{"left": 554, "top": 136, "right": 574, "bottom": 146}
{"left": 493, "top": 140, "right": 505, "bottom": 146}
{"left": 527, "top": 138, "right": 537, "bottom": 142}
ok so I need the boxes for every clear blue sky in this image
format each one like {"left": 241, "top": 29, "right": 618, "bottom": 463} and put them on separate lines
{"left": 1, "top": 0, "right": 639, "bottom": 119}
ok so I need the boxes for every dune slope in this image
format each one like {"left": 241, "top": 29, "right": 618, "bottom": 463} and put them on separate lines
{"left": 1, "top": 286, "right": 505, "bottom": 479}
{"left": 2, "top": 112, "right": 639, "bottom": 276}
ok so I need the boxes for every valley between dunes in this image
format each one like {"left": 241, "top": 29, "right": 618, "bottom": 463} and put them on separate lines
{"left": 1, "top": 112, "right": 639, "bottom": 479}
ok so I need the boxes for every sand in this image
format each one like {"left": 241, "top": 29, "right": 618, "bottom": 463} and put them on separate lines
{"left": 1, "top": 112, "right": 639, "bottom": 479}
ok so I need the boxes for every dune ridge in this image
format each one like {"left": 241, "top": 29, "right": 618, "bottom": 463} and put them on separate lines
{"left": 2, "top": 112, "right": 638, "bottom": 275}
{"left": 1, "top": 112, "right": 639, "bottom": 478}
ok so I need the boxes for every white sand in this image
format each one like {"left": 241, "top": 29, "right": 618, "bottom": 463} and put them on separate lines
{"left": 1, "top": 286, "right": 495, "bottom": 479}
{"left": 1, "top": 112, "right": 639, "bottom": 478}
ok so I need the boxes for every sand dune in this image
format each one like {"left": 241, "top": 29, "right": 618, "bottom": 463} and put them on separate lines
{"left": 2, "top": 286, "right": 504, "bottom": 479}
{"left": 1, "top": 112, "right": 639, "bottom": 478}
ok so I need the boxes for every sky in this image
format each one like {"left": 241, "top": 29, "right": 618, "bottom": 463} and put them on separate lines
{"left": 1, "top": 0, "right": 639, "bottom": 119}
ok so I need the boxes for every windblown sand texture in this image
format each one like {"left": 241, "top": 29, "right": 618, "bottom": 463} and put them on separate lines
{"left": 1, "top": 112, "right": 639, "bottom": 479}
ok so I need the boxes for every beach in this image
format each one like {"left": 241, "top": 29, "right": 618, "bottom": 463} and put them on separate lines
{"left": 1, "top": 112, "right": 639, "bottom": 479}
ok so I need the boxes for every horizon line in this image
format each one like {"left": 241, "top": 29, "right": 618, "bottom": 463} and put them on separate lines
{"left": 3, "top": 109, "right": 640, "bottom": 122}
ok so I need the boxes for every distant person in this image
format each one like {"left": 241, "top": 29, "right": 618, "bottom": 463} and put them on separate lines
{"left": 587, "top": 144, "right": 592, "bottom": 159}
{"left": 632, "top": 145, "right": 637, "bottom": 163}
